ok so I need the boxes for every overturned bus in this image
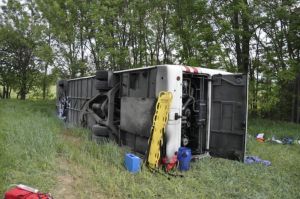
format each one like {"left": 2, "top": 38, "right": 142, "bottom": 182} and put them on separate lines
{"left": 57, "top": 65, "right": 248, "bottom": 162}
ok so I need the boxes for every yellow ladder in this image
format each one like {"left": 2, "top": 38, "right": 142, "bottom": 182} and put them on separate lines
{"left": 146, "top": 91, "right": 173, "bottom": 169}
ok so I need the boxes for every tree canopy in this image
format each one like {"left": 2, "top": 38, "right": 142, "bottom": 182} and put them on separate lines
{"left": 0, "top": 0, "right": 299, "bottom": 122}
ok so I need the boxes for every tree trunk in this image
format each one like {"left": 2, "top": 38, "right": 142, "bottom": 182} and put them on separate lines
{"left": 292, "top": 78, "right": 296, "bottom": 122}
{"left": 20, "top": 87, "right": 26, "bottom": 100}
{"left": 293, "top": 74, "right": 300, "bottom": 123}
{"left": 5, "top": 86, "right": 9, "bottom": 99}
{"left": 297, "top": 76, "right": 300, "bottom": 123}
{"left": 2, "top": 85, "right": 10, "bottom": 99}
{"left": 43, "top": 26, "right": 51, "bottom": 100}
{"left": 139, "top": 15, "right": 143, "bottom": 67}
{"left": 2, "top": 86, "right": 5, "bottom": 99}
{"left": 241, "top": 0, "right": 250, "bottom": 74}
{"left": 20, "top": 74, "right": 27, "bottom": 100}
{"left": 232, "top": 0, "right": 242, "bottom": 71}
{"left": 80, "top": 24, "right": 85, "bottom": 76}
{"left": 42, "top": 63, "right": 48, "bottom": 100}
{"left": 254, "top": 69, "right": 259, "bottom": 112}
{"left": 8, "top": 87, "right": 11, "bottom": 99}
{"left": 162, "top": 5, "right": 169, "bottom": 64}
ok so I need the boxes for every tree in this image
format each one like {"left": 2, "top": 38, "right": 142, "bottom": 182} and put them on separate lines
{"left": 0, "top": 27, "right": 17, "bottom": 99}
{"left": 0, "top": 0, "right": 52, "bottom": 99}
{"left": 36, "top": 0, "right": 88, "bottom": 78}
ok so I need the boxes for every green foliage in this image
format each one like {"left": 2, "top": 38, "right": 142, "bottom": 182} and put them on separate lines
{"left": 0, "top": 0, "right": 299, "bottom": 120}
{"left": 0, "top": 0, "right": 55, "bottom": 99}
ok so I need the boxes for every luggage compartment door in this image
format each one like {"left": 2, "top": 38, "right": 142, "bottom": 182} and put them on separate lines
{"left": 210, "top": 74, "right": 248, "bottom": 161}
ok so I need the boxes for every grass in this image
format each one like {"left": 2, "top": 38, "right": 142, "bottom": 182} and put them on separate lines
{"left": 0, "top": 100, "right": 300, "bottom": 198}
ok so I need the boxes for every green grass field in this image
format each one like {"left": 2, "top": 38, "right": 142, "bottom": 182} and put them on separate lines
{"left": 0, "top": 100, "right": 299, "bottom": 198}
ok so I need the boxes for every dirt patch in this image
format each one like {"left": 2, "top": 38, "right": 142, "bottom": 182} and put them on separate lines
{"left": 52, "top": 131, "right": 107, "bottom": 199}
{"left": 52, "top": 159, "right": 77, "bottom": 199}
{"left": 60, "top": 129, "right": 82, "bottom": 145}
{"left": 53, "top": 158, "right": 107, "bottom": 199}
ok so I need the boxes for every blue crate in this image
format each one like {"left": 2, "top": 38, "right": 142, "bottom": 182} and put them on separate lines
{"left": 125, "top": 153, "right": 141, "bottom": 173}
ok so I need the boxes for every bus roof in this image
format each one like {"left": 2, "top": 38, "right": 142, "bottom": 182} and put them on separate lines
{"left": 115, "top": 64, "right": 232, "bottom": 75}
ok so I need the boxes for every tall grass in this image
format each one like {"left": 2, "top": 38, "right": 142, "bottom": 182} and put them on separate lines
{"left": 0, "top": 100, "right": 300, "bottom": 198}
{"left": 0, "top": 100, "right": 61, "bottom": 193}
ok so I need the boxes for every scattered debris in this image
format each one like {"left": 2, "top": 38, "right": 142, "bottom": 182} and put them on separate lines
{"left": 270, "top": 136, "right": 298, "bottom": 145}
{"left": 255, "top": 133, "right": 299, "bottom": 145}
{"left": 124, "top": 153, "right": 141, "bottom": 173}
{"left": 256, "top": 133, "right": 265, "bottom": 143}
{"left": 177, "top": 147, "right": 192, "bottom": 171}
{"left": 4, "top": 184, "right": 53, "bottom": 199}
{"left": 244, "top": 156, "right": 271, "bottom": 167}
{"left": 282, "top": 137, "right": 294, "bottom": 145}
{"left": 271, "top": 136, "right": 282, "bottom": 144}
{"left": 162, "top": 153, "right": 178, "bottom": 172}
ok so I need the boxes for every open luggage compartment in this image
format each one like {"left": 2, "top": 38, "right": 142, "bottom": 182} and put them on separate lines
{"left": 181, "top": 74, "right": 208, "bottom": 155}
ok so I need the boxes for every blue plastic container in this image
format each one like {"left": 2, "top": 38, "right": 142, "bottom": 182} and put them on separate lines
{"left": 177, "top": 147, "right": 192, "bottom": 171}
{"left": 125, "top": 153, "right": 141, "bottom": 173}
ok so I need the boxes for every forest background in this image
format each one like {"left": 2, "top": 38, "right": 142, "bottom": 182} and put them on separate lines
{"left": 0, "top": 0, "right": 299, "bottom": 122}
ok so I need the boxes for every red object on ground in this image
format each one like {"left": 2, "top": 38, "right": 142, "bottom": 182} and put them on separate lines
{"left": 4, "top": 187, "right": 52, "bottom": 199}
{"left": 162, "top": 153, "right": 178, "bottom": 172}
{"left": 256, "top": 138, "right": 265, "bottom": 143}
